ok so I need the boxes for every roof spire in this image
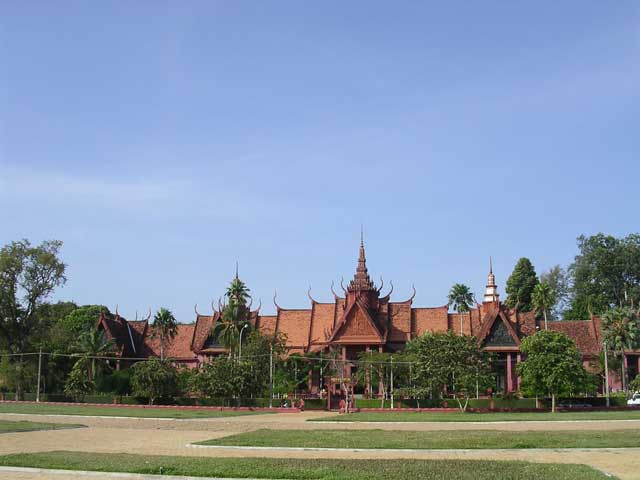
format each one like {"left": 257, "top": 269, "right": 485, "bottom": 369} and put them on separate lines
{"left": 483, "top": 257, "right": 499, "bottom": 304}
{"left": 348, "top": 229, "right": 376, "bottom": 292}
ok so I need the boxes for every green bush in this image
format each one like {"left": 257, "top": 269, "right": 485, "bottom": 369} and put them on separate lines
{"left": 96, "top": 369, "right": 132, "bottom": 396}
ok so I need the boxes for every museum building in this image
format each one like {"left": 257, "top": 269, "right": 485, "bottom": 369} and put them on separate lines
{"left": 97, "top": 239, "right": 633, "bottom": 393}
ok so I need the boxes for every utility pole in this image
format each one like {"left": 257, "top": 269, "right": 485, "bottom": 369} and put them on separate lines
{"left": 390, "top": 355, "right": 394, "bottom": 409}
{"left": 36, "top": 347, "right": 42, "bottom": 403}
{"left": 319, "top": 350, "right": 323, "bottom": 393}
{"left": 604, "top": 340, "right": 610, "bottom": 408}
{"left": 269, "top": 344, "right": 273, "bottom": 408}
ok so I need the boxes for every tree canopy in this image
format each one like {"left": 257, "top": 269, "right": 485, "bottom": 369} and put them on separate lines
{"left": 0, "top": 239, "right": 66, "bottom": 399}
{"left": 532, "top": 282, "right": 556, "bottom": 330}
{"left": 505, "top": 257, "right": 538, "bottom": 312}
{"left": 131, "top": 358, "right": 178, "bottom": 405}
{"left": 152, "top": 307, "right": 178, "bottom": 360}
{"left": 408, "top": 331, "right": 493, "bottom": 411}
{"left": 448, "top": 283, "right": 475, "bottom": 334}
{"left": 539, "top": 266, "right": 569, "bottom": 320}
{"left": 566, "top": 234, "right": 640, "bottom": 319}
{"left": 213, "top": 277, "right": 252, "bottom": 357}
{"left": 601, "top": 306, "right": 639, "bottom": 393}
{"left": 517, "top": 330, "right": 593, "bottom": 412}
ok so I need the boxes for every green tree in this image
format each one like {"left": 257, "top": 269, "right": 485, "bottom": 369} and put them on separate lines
{"left": 566, "top": 234, "right": 640, "bottom": 319}
{"left": 589, "top": 350, "right": 621, "bottom": 396}
{"left": 191, "top": 356, "right": 253, "bottom": 404}
{"left": 630, "top": 375, "right": 640, "bottom": 394}
{"left": 152, "top": 307, "right": 178, "bottom": 360}
{"left": 213, "top": 277, "right": 252, "bottom": 358}
{"left": 74, "top": 330, "right": 115, "bottom": 380}
{"left": 240, "top": 330, "right": 287, "bottom": 397}
{"left": 532, "top": 282, "right": 556, "bottom": 330}
{"left": 64, "top": 360, "right": 95, "bottom": 402}
{"left": 505, "top": 258, "right": 539, "bottom": 312}
{"left": 63, "top": 305, "right": 112, "bottom": 337}
{"left": 601, "top": 306, "right": 639, "bottom": 394}
{"left": 353, "top": 351, "right": 394, "bottom": 407}
{"left": 408, "top": 331, "right": 493, "bottom": 412}
{"left": 0, "top": 239, "right": 66, "bottom": 399}
{"left": 539, "top": 266, "right": 569, "bottom": 320}
{"left": 131, "top": 358, "right": 178, "bottom": 405}
{"left": 448, "top": 283, "right": 475, "bottom": 334}
{"left": 517, "top": 330, "right": 591, "bottom": 412}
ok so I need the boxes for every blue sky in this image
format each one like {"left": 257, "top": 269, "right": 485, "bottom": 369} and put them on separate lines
{"left": 1, "top": 1, "right": 639, "bottom": 322}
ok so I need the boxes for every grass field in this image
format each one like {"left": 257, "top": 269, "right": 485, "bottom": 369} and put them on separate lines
{"left": 0, "top": 451, "right": 612, "bottom": 480}
{"left": 0, "top": 419, "right": 84, "bottom": 433}
{"left": 197, "top": 428, "right": 640, "bottom": 449}
{"left": 316, "top": 410, "right": 640, "bottom": 422}
{"left": 0, "top": 402, "right": 273, "bottom": 419}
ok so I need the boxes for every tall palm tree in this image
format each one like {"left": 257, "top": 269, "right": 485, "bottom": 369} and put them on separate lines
{"left": 152, "top": 307, "right": 178, "bottom": 360}
{"left": 448, "top": 284, "right": 475, "bottom": 335}
{"left": 532, "top": 282, "right": 556, "bottom": 330}
{"left": 75, "top": 330, "right": 115, "bottom": 380}
{"left": 213, "top": 277, "right": 251, "bottom": 358}
{"left": 602, "top": 306, "right": 640, "bottom": 394}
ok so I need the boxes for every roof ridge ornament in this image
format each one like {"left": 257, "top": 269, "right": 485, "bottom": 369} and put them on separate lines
{"left": 273, "top": 290, "right": 283, "bottom": 310}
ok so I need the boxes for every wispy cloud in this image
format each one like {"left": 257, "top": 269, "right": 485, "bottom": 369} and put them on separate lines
{"left": 0, "top": 167, "right": 293, "bottom": 223}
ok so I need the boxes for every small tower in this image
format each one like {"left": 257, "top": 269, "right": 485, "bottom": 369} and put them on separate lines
{"left": 483, "top": 257, "right": 500, "bottom": 304}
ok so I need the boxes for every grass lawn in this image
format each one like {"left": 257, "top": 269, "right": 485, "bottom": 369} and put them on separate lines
{"left": 0, "top": 420, "right": 84, "bottom": 433}
{"left": 0, "top": 402, "right": 274, "bottom": 419}
{"left": 197, "top": 428, "right": 640, "bottom": 449}
{"left": 0, "top": 451, "right": 612, "bottom": 480}
{"left": 315, "top": 410, "right": 640, "bottom": 422}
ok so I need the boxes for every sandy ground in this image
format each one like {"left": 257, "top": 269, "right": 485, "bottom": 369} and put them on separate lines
{"left": 1, "top": 411, "right": 639, "bottom": 479}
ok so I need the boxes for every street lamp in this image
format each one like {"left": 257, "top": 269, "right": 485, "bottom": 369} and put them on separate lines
{"left": 604, "top": 340, "right": 610, "bottom": 408}
{"left": 238, "top": 323, "right": 249, "bottom": 359}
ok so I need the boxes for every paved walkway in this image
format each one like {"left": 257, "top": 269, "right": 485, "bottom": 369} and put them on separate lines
{"left": 1, "top": 412, "right": 639, "bottom": 479}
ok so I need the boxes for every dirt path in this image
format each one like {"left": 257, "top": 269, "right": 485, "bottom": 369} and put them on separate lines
{"left": 0, "top": 412, "right": 638, "bottom": 479}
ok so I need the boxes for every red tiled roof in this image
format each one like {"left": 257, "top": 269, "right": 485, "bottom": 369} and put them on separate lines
{"left": 277, "top": 309, "right": 312, "bottom": 348}
{"left": 413, "top": 305, "right": 449, "bottom": 336}
{"left": 548, "top": 319, "right": 601, "bottom": 355}
{"left": 141, "top": 324, "right": 197, "bottom": 360}
{"left": 308, "top": 303, "right": 336, "bottom": 346}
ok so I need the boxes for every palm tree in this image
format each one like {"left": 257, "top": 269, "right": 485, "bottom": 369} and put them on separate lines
{"left": 213, "top": 277, "right": 251, "bottom": 358}
{"left": 602, "top": 306, "right": 640, "bottom": 394}
{"left": 532, "top": 282, "right": 556, "bottom": 330}
{"left": 75, "top": 330, "right": 115, "bottom": 380}
{"left": 152, "top": 307, "right": 178, "bottom": 360}
{"left": 448, "top": 284, "right": 475, "bottom": 335}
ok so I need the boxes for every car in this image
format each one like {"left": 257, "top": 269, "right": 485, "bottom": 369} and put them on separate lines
{"left": 627, "top": 392, "right": 640, "bottom": 406}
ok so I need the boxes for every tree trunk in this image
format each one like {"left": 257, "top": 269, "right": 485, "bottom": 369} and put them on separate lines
{"left": 160, "top": 340, "right": 164, "bottom": 361}
{"left": 621, "top": 353, "right": 627, "bottom": 394}
{"left": 460, "top": 312, "right": 463, "bottom": 335}
{"left": 543, "top": 310, "right": 548, "bottom": 330}
{"left": 551, "top": 393, "right": 556, "bottom": 413}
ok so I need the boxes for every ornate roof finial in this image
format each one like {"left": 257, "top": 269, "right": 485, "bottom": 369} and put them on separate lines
{"left": 348, "top": 230, "right": 376, "bottom": 292}
{"left": 483, "top": 257, "right": 499, "bottom": 304}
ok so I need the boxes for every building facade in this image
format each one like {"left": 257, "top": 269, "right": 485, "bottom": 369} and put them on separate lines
{"left": 98, "top": 239, "right": 635, "bottom": 393}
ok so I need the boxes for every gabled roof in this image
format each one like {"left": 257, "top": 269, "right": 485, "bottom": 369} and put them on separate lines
{"left": 328, "top": 298, "right": 384, "bottom": 344}
{"left": 97, "top": 312, "right": 139, "bottom": 357}
{"left": 476, "top": 306, "right": 521, "bottom": 347}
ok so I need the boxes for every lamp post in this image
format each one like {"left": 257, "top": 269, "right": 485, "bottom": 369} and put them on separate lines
{"left": 604, "top": 340, "right": 610, "bottom": 408}
{"left": 238, "top": 323, "right": 249, "bottom": 360}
